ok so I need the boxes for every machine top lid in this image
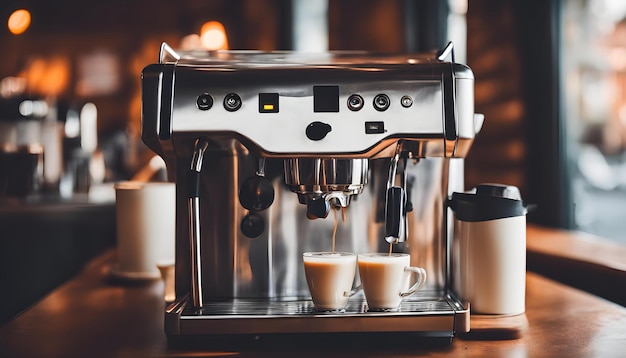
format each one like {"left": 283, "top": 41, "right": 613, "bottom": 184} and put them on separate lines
{"left": 158, "top": 42, "right": 473, "bottom": 78}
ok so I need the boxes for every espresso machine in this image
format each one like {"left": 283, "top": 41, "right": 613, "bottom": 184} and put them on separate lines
{"left": 141, "top": 42, "right": 483, "bottom": 343}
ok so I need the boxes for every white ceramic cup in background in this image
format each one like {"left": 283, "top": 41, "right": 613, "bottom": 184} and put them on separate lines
{"left": 114, "top": 181, "right": 175, "bottom": 279}
{"left": 357, "top": 253, "right": 426, "bottom": 311}
{"left": 303, "top": 252, "right": 360, "bottom": 311}
{"left": 157, "top": 261, "right": 176, "bottom": 302}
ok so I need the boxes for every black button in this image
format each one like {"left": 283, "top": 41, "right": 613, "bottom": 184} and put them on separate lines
{"left": 365, "top": 121, "right": 385, "bottom": 134}
{"left": 197, "top": 93, "right": 213, "bottom": 110}
{"left": 306, "top": 121, "right": 332, "bottom": 141}
{"left": 224, "top": 93, "right": 242, "bottom": 112}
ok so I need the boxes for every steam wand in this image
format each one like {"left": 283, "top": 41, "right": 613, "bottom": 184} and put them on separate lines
{"left": 385, "top": 142, "right": 408, "bottom": 244}
{"left": 189, "top": 137, "right": 209, "bottom": 308}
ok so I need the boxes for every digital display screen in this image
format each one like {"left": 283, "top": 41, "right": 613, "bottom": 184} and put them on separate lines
{"left": 313, "top": 86, "right": 339, "bottom": 112}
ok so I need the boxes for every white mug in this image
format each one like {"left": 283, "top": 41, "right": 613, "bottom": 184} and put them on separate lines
{"left": 303, "top": 252, "right": 360, "bottom": 311}
{"left": 357, "top": 253, "right": 426, "bottom": 311}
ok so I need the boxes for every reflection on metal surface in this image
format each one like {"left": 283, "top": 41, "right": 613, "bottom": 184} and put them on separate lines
{"left": 175, "top": 150, "right": 454, "bottom": 299}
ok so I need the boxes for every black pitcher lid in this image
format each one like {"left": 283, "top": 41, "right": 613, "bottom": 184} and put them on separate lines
{"left": 448, "top": 184, "right": 527, "bottom": 222}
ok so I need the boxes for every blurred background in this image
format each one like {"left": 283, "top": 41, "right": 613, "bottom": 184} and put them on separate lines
{"left": 1, "top": 0, "right": 625, "bottom": 302}
{"left": 4, "top": 0, "right": 626, "bottom": 241}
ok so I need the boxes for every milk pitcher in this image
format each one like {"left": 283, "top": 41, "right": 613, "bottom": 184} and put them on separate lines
{"left": 449, "top": 184, "right": 528, "bottom": 315}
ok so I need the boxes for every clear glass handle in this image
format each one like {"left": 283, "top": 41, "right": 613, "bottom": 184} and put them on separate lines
{"left": 344, "top": 283, "right": 362, "bottom": 297}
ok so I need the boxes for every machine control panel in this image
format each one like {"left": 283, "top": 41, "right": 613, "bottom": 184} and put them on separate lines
{"left": 176, "top": 80, "right": 448, "bottom": 154}
{"left": 195, "top": 89, "right": 415, "bottom": 115}
{"left": 145, "top": 62, "right": 475, "bottom": 156}
{"left": 181, "top": 84, "right": 443, "bottom": 151}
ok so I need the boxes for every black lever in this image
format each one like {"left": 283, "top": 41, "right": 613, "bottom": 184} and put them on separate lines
{"left": 384, "top": 143, "right": 409, "bottom": 243}
{"left": 385, "top": 186, "right": 405, "bottom": 242}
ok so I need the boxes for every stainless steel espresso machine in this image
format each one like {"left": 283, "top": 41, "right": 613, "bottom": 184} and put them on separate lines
{"left": 141, "top": 42, "right": 483, "bottom": 343}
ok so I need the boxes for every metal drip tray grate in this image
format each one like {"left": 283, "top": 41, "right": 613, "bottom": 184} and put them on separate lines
{"left": 168, "top": 293, "right": 468, "bottom": 336}
{"left": 184, "top": 296, "right": 454, "bottom": 317}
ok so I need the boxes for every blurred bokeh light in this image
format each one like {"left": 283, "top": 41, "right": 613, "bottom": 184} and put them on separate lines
{"left": 200, "top": 21, "right": 228, "bottom": 50}
{"left": 8, "top": 9, "right": 31, "bottom": 35}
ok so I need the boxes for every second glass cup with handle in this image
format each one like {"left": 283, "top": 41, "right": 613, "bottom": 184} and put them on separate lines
{"left": 357, "top": 253, "right": 427, "bottom": 311}
{"left": 302, "top": 252, "right": 361, "bottom": 311}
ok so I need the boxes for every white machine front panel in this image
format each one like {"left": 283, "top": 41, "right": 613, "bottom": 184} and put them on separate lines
{"left": 172, "top": 80, "right": 444, "bottom": 154}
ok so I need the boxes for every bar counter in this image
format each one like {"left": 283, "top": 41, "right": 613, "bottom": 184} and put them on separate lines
{"left": 1, "top": 227, "right": 626, "bottom": 357}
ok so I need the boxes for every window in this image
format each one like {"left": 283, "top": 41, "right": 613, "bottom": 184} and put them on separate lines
{"left": 562, "top": 0, "right": 626, "bottom": 244}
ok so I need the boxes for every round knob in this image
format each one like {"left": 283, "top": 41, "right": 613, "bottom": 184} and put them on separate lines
{"left": 306, "top": 121, "right": 332, "bottom": 141}
{"left": 240, "top": 213, "right": 265, "bottom": 238}
{"left": 223, "top": 93, "right": 242, "bottom": 112}
{"left": 239, "top": 175, "right": 275, "bottom": 211}
{"left": 373, "top": 94, "right": 391, "bottom": 111}
{"left": 347, "top": 94, "right": 364, "bottom": 111}
{"left": 196, "top": 93, "right": 213, "bottom": 110}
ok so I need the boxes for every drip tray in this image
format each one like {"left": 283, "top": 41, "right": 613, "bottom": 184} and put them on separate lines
{"left": 166, "top": 294, "right": 469, "bottom": 336}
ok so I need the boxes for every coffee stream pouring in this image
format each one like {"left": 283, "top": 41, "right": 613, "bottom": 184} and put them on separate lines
{"left": 141, "top": 41, "right": 482, "bottom": 342}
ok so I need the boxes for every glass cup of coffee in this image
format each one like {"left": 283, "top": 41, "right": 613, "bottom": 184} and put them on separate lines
{"left": 302, "top": 252, "right": 360, "bottom": 311}
{"left": 357, "top": 253, "right": 427, "bottom": 311}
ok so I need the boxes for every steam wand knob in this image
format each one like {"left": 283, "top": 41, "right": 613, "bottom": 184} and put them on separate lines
{"left": 239, "top": 158, "right": 275, "bottom": 211}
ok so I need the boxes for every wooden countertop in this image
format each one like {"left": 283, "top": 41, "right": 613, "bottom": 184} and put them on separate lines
{"left": 527, "top": 225, "right": 626, "bottom": 305}
{"left": 2, "top": 228, "right": 626, "bottom": 357}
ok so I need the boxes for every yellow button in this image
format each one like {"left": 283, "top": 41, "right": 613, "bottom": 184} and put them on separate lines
{"left": 263, "top": 104, "right": 274, "bottom": 111}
